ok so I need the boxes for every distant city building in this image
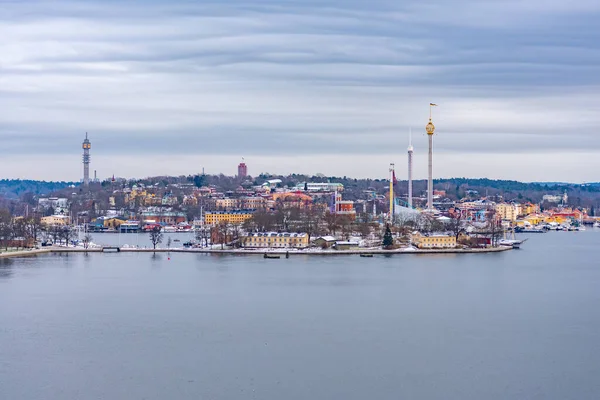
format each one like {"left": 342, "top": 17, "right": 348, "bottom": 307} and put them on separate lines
{"left": 204, "top": 210, "right": 253, "bottom": 225}
{"left": 495, "top": 203, "right": 522, "bottom": 221}
{"left": 412, "top": 232, "right": 457, "bottom": 249}
{"left": 333, "top": 191, "right": 356, "bottom": 218}
{"left": 242, "top": 232, "right": 309, "bottom": 249}
{"left": 295, "top": 182, "right": 344, "bottom": 192}
{"left": 41, "top": 215, "right": 70, "bottom": 226}
{"left": 38, "top": 197, "right": 70, "bottom": 214}
{"left": 237, "top": 161, "right": 248, "bottom": 178}
{"left": 542, "top": 194, "right": 563, "bottom": 203}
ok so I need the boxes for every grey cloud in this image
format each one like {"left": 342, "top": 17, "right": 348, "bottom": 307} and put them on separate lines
{"left": 0, "top": 0, "right": 599, "bottom": 181}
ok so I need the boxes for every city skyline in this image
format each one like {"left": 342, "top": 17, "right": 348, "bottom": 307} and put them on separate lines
{"left": 1, "top": 0, "right": 600, "bottom": 182}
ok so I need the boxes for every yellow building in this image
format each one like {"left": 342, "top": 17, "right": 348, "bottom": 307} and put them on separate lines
{"left": 521, "top": 203, "right": 539, "bottom": 215}
{"left": 496, "top": 203, "right": 520, "bottom": 221}
{"left": 412, "top": 233, "right": 457, "bottom": 249}
{"left": 242, "top": 232, "right": 309, "bottom": 248}
{"left": 216, "top": 198, "right": 239, "bottom": 209}
{"left": 204, "top": 211, "right": 253, "bottom": 225}
{"left": 95, "top": 217, "right": 126, "bottom": 229}
{"left": 41, "top": 215, "right": 70, "bottom": 226}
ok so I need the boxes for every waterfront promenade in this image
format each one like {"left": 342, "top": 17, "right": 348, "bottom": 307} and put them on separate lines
{"left": 0, "top": 246, "right": 511, "bottom": 259}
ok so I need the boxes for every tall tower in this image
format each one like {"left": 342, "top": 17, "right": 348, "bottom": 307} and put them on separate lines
{"left": 389, "top": 163, "right": 395, "bottom": 223}
{"left": 237, "top": 158, "right": 247, "bottom": 179}
{"left": 82, "top": 133, "right": 91, "bottom": 186}
{"left": 426, "top": 104, "right": 437, "bottom": 211}
{"left": 407, "top": 128, "right": 414, "bottom": 208}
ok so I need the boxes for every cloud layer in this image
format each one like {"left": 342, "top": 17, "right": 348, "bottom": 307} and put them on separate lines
{"left": 1, "top": 0, "right": 599, "bottom": 182}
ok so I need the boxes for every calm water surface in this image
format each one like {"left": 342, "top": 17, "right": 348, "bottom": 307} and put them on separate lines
{"left": 1, "top": 230, "right": 599, "bottom": 399}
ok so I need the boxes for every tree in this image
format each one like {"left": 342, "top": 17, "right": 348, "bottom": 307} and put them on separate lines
{"left": 356, "top": 220, "right": 371, "bottom": 238}
{"left": 167, "top": 236, "right": 172, "bottom": 249}
{"left": 382, "top": 224, "right": 394, "bottom": 249}
{"left": 82, "top": 233, "right": 93, "bottom": 250}
{"left": 59, "top": 226, "right": 74, "bottom": 247}
{"left": 447, "top": 212, "right": 463, "bottom": 239}
{"left": 324, "top": 212, "right": 339, "bottom": 235}
{"left": 149, "top": 226, "right": 163, "bottom": 250}
{"left": 195, "top": 226, "right": 210, "bottom": 247}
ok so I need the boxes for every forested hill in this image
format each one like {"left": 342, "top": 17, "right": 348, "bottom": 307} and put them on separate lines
{"left": 0, "top": 179, "right": 76, "bottom": 199}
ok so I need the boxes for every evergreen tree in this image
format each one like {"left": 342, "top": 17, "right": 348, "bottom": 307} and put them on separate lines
{"left": 382, "top": 224, "right": 393, "bottom": 248}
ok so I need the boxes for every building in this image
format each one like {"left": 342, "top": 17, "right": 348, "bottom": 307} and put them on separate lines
{"left": 118, "top": 221, "right": 141, "bottom": 233}
{"left": 333, "top": 191, "right": 356, "bottom": 218}
{"left": 334, "top": 241, "right": 360, "bottom": 250}
{"left": 204, "top": 210, "right": 253, "bottom": 225}
{"left": 239, "top": 196, "right": 267, "bottom": 210}
{"left": 82, "top": 133, "right": 91, "bottom": 186}
{"left": 216, "top": 198, "right": 239, "bottom": 210}
{"left": 294, "top": 182, "right": 344, "bottom": 192}
{"left": 238, "top": 162, "right": 248, "bottom": 178}
{"left": 313, "top": 236, "right": 337, "bottom": 248}
{"left": 495, "top": 203, "right": 522, "bottom": 221}
{"left": 242, "top": 232, "right": 309, "bottom": 248}
{"left": 542, "top": 194, "right": 562, "bottom": 203}
{"left": 412, "top": 232, "right": 457, "bottom": 249}
{"left": 38, "top": 197, "right": 70, "bottom": 214}
{"left": 41, "top": 215, "right": 70, "bottom": 226}
{"left": 140, "top": 211, "right": 187, "bottom": 225}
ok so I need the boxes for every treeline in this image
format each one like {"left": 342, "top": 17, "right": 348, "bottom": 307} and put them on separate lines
{"left": 0, "top": 179, "right": 76, "bottom": 199}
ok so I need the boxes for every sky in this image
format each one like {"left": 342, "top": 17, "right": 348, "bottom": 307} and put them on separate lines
{"left": 1, "top": 0, "right": 599, "bottom": 183}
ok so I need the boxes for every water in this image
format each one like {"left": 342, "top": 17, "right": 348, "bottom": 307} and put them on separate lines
{"left": 1, "top": 230, "right": 599, "bottom": 399}
{"left": 88, "top": 232, "right": 196, "bottom": 248}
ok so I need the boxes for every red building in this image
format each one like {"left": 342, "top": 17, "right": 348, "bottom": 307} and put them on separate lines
{"left": 237, "top": 162, "right": 247, "bottom": 178}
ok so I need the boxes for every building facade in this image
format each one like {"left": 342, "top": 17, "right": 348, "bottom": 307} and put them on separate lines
{"left": 242, "top": 232, "right": 309, "bottom": 248}
{"left": 204, "top": 211, "right": 253, "bottom": 225}
{"left": 238, "top": 162, "right": 248, "bottom": 178}
{"left": 412, "top": 233, "right": 457, "bottom": 249}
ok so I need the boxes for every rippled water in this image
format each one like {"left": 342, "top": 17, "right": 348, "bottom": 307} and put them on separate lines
{"left": 1, "top": 229, "right": 599, "bottom": 399}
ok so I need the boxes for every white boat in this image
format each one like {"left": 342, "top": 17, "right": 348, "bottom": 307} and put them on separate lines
{"left": 594, "top": 222, "right": 600, "bottom": 228}
{"left": 500, "top": 229, "right": 526, "bottom": 248}
{"left": 499, "top": 239, "right": 524, "bottom": 249}
{"left": 162, "top": 226, "right": 177, "bottom": 233}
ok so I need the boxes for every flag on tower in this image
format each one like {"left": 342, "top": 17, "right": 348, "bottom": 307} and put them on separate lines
{"left": 392, "top": 170, "right": 398, "bottom": 185}
{"left": 430, "top": 103, "right": 438, "bottom": 106}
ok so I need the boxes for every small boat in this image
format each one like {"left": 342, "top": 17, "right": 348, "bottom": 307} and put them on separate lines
{"left": 499, "top": 239, "right": 524, "bottom": 249}
{"left": 264, "top": 253, "right": 280, "bottom": 259}
{"left": 173, "top": 239, "right": 181, "bottom": 242}
{"left": 359, "top": 254, "right": 374, "bottom": 258}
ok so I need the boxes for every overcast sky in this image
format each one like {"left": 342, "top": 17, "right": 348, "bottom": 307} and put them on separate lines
{"left": 1, "top": 0, "right": 599, "bottom": 182}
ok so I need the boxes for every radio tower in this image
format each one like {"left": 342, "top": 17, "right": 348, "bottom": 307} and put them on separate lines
{"left": 389, "top": 163, "right": 395, "bottom": 223}
{"left": 426, "top": 104, "right": 438, "bottom": 211}
{"left": 407, "top": 128, "right": 413, "bottom": 209}
{"left": 82, "top": 133, "right": 91, "bottom": 186}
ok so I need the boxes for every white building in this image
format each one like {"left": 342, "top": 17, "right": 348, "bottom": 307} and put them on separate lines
{"left": 295, "top": 182, "right": 344, "bottom": 192}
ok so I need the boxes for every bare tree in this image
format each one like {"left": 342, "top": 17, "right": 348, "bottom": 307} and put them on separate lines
{"left": 60, "top": 226, "right": 74, "bottom": 247}
{"left": 167, "top": 236, "right": 172, "bottom": 249}
{"left": 82, "top": 233, "right": 93, "bottom": 250}
{"left": 486, "top": 210, "right": 502, "bottom": 247}
{"left": 195, "top": 226, "right": 210, "bottom": 247}
{"left": 447, "top": 212, "right": 463, "bottom": 239}
{"left": 149, "top": 226, "right": 163, "bottom": 250}
{"left": 0, "top": 209, "right": 13, "bottom": 250}
{"left": 324, "top": 212, "right": 339, "bottom": 236}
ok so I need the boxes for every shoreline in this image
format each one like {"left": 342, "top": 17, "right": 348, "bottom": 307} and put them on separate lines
{"left": 0, "top": 246, "right": 512, "bottom": 259}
